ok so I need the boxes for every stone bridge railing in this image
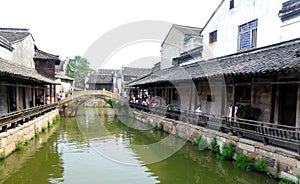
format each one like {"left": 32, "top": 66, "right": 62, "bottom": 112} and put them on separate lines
{"left": 58, "top": 90, "right": 123, "bottom": 117}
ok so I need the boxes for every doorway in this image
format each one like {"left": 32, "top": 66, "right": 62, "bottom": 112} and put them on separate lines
{"left": 278, "top": 84, "right": 298, "bottom": 127}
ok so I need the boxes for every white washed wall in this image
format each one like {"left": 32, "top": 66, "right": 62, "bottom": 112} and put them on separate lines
{"left": 202, "top": 0, "right": 299, "bottom": 60}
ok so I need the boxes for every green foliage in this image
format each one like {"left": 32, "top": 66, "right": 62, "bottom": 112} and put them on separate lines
{"left": 198, "top": 137, "right": 208, "bottom": 150}
{"left": 235, "top": 154, "right": 255, "bottom": 170}
{"left": 192, "top": 135, "right": 202, "bottom": 145}
{"left": 155, "top": 123, "right": 163, "bottom": 131}
{"left": 279, "top": 178, "right": 294, "bottom": 184}
{"left": 210, "top": 137, "right": 220, "bottom": 154}
{"left": 0, "top": 152, "right": 5, "bottom": 160}
{"left": 220, "top": 142, "right": 235, "bottom": 160}
{"left": 15, "top": 141, "right": 24, "bottom": 151}
{"left": 254, "top": 158, "right": 268, "bottom": 173}
{"left": 24, "top": 140, "right": 30, "bottom": 145}
{"left": 48, "top": 123, "right": 54, "bottom": 129}
{"left": 53, "top": 115, "right": 60, "bottom": 124}
{"left": 42, "top": 126, "right": 47, "bottom": 132}
{"left": 66, "top": 56, "right": 94, "bottom": 89}
{"left": 104, "top": 98, "right": 123, "bottom": 110}
{"left": 237, "top": 105, "right": 261, "bottom": 120}
{"left": 104, "top": 98, "right": 113, "bottom": 107}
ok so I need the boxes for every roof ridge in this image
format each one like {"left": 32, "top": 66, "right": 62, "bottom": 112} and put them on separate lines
{"left": 0, "top": 28, "right": 29, "bottom": 32}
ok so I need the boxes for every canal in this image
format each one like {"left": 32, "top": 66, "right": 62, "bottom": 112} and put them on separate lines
{"left": 0, "top": 107, "right": 277, "bottom": 184}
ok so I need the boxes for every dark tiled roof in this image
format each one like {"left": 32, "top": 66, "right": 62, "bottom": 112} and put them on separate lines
{"left": 0, "top": 58, "right": 56, "bottom": 84}
{"left": 129, "top": 38, "right": 300, "bottom": 86}
{"left": 0, "top": 28, "right": 31, "bottom": 44}
{"left": 172, "top": 24, "right": 202, "bottom": 36}
{"left": 34, "top": 47, "right": 60, "bottom": 64}
{"left": 0, "top": 36, "right": 14, "bottom": 51}
{"left": 97, "top": 69, "right": 121, "bottom": 76}
{"left": 87, "top": 74, "right": 113, "bottom": 84}
{"left": 123, "top": 67, "right": 152, "bottom": 77}
{"left": 279, "top": 0, "right": 300, "bottom": 21}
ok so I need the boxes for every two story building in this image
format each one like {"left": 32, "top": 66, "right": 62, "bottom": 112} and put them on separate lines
{"left": 0, "top": 28, "right": 60, "bottom": 115}
{"left": 129, "top": 0, "right": 300, "bottom": 128}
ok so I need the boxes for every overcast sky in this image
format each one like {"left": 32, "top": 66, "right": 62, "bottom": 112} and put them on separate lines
{"left": 1, "top": 0, "right": 221, "bottom": 69}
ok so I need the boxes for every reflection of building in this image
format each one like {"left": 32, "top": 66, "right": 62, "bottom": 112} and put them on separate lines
{"left": 129, "top": 0, "right": 300, "bottom": 128}
{"left": 0, "top": 28, "right": 60, "bottom": 115}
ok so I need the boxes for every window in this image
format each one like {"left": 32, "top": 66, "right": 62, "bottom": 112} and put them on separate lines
{"left": 238, "top": 19, "right": 257, "bottom": 51}
{"left": 230, "top": 0, "right": 234, "bottom": 9}
{"left": 209, "top": 30, "right": 217, "bottom": 43}
{"left": 235, "top": 78, "right": 252, "bottom": 103}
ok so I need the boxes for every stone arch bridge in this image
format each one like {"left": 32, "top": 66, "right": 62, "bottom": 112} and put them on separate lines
{"left": 58, "top": 90, "right": 122, "bottom": 117}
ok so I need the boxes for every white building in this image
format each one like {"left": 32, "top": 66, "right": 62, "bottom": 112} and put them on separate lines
{"left": 201, "top": 0, "right": 300, "bottom": 60}
{"left": 160, "top": 24, "right": 202, "bottom": 69}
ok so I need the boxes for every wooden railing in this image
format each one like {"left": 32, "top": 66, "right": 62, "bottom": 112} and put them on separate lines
{"left": 129, "top": 102, "right": 300, "bottom": 154}
{"left": 0, "top": 103, "right": 58, "bottom": 132}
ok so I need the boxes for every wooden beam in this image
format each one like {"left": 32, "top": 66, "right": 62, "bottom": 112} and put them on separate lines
{"left": 32, "top": 86, "right": 36, "bottom": 107}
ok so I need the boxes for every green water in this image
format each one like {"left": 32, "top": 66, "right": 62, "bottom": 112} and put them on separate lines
{"left": 0, "top": 107, "right": 278, "bottom": 184}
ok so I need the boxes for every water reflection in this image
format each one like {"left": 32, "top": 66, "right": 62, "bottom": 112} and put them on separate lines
{"left": 0, "top": 107, "right": 278, "bottom": 184}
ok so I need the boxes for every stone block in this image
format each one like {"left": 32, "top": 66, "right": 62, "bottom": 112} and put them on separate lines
{"left": 254, "top": 143, "right": 276, "bottom": 153}
{"left": 219, "top": 137, "right": 227, "bottom": 143}
{"left": 0, "top": 138, "right": 6, "bottom": 148}
{"left": 4, "top": 142, "right": 15, "bottom": 155}
{"left": 237, "top": 142, "right": 255, "bottom": 152}
{"left": 293, "top": 167, "right": 300, "bottom": 176}
{"left": 267, "top": 158, "right": 275, "bottom": 167}
{"left": 278, "top": 155, "right": 298, "bottom": 168}
{"left": 280, "top": 163, "right": 289, "bottom": 172}
{"left": 0, "top": 132, "right": 9, "bottom": 139}
{"left": 256, "top": 148, "right": 275, "bottom": 159}
{"left": 248, "top": 152, "right": 259, "bottom": 159}
{"left": 281, "top": 172, "right": 297, "bottom": 183}
{"left": 6, "top": 136, "right": 13, "bottom": 145}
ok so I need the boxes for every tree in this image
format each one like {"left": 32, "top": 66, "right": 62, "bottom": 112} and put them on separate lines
{"left": 66, "top": 56, "right": 94, "bottom": 89}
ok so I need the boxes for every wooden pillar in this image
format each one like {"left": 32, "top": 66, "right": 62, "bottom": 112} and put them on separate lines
{"left": 53, "top": 84, "right": 56, "bottom": 103}
{"left": 231, "top": 78, "right": 236, "bottom": 118}
{"left": 16, "top": 84, "right": 19, "bottom": 111}
{"left": 189, "top": 83, "right": 193, "bottom": 111}
{"left": 270, "top": 75, "right": 277, "bottom": 123}
{"left": 32, "top": 86, "right": 36, "bottom": 107}
{"left": 50, "top": 84, "right": 53, "bottom": 103}
{"left": 194, "top": 80, "right": 198, "bottom": 110}
{"left": 43, "top": 86, "right": 46, "bottom": 105}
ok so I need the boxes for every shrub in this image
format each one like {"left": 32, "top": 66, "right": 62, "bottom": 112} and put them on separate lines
{"left": 235, "top": 154, "right": 255, "bottom": 170}
{"left": 198, "top": 137, "right": 208, "bottom": 150}
{"left": 15, "top": 141, "right": 24, "bottom": 151}
{"left": 221, "top": 142, "right": 235, "bottom": 160}
{"left": 254, "top": 158, "right": 268, "bottom": 173}
{"left": 154, "top": 123, "right": 163, "bottom": 131}
{"left": 42, "top": 126, "right": 47, "bottom": 132}
{"left": 0, "top": 152, "right": 5, "bottom": 160}
{"left": 192, "top": 135, "right": 202, "bottom": 145}
{"left": 279, "top": 178, "right": 294, "bottom": 184}
{"left": 210, "top": 137, "right": 220, "bottom": 154}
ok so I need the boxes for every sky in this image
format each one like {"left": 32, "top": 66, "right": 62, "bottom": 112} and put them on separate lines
{"left": 1, "top": 0, "right": 221, "bottom": 69}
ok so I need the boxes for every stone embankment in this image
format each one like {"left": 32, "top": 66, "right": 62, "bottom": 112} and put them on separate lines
{"left": 133, "top": 110, "right": 300, "bottom": 182}
{"left": 0, "top": 109, "right": 59, "bottom": 158}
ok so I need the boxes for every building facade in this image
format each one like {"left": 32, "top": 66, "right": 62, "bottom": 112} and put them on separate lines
{"left": 0, "top": 28, "right": 60, "bottom": 115}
